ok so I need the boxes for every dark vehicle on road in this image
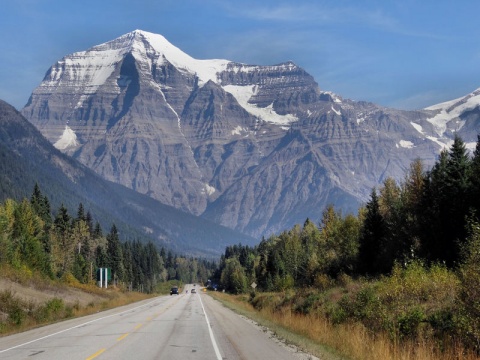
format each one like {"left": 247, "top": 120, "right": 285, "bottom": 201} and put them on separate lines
{"left": 191, "top": 288, "right": 196, "bottom": 294}
{"left": 170, "top": 286, "right": 179, "bottom": 295}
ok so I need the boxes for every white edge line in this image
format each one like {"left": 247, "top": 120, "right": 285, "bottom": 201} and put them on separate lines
{"left": 0, "top": 298, "right": 163, "bottom": 354}
{"left": 198, "top": 293, "right": 222, "bottom": 360}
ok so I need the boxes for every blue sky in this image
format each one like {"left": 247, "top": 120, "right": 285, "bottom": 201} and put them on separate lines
{"left": 1, "top": 0, "right": 480, "bottom": 110}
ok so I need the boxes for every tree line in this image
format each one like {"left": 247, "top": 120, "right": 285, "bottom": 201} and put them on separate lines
{"left": 0, "top": 184, "right": 214, "bottom": 292}
{"left": 214, "top": 134, "right": 480, "bottom": 294}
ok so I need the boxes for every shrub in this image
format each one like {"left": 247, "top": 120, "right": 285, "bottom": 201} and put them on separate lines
{"left": 398, "top": 307, "right": 426, "bottom": 339}
{"left": 294, "top": 292, "right": 321, "bottom": 315}
{"left": 0, "top": 290, "right": 26, "bottom": 326}
{"left": 457, "top": 222, "right": 480, "bottom": 351}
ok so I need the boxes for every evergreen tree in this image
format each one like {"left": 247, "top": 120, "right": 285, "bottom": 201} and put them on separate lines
{"left": 419, "top": 150, "right": 448, "bottom": 263}
{"left": 52, "top": 204, "right": 74, "bottom": 276}
{"left": 421, "top": 136, "right": 471, "bottom": 266}
{"left": 29, "top": 184, "right": 52, "bottom": 256}
{"left": 93, "top": 221, "right": 103, "bottom": 239}
{"left": 469, "top": 134, "right": 480, "bottom": 215}
{"left": 11, "top": 199, "right": 50, "bottom": 274}
{"left": 54, "top": 204, "right": 71, "bottom": 234}
{"left": 357, "top": 188, "right": 388, "bottom": 275}
{"left": 30, "top": 183, "right": 51, "bottom": 225}
{"left": 122, "top": 241, "right": 134, "bottom": 287}
{"left": 378, "top": 177, "right": 406, "bottom": 269}
{"left": 76, "top": 203, "right": 85, "bottom": 222}
{"left": 106, "top": 224, "right": 124, "bottom": 284}
{"left": 443, "top": 135, "right": 472, "bottom": 264}
{"left": 400, "top": 159, "right": 426, "bottom": 260}
{"left": 95, "top": 245, "right": 108, "bottom": 268}
{"left": 85, "top": 211, "right": 93, "bottom": 234}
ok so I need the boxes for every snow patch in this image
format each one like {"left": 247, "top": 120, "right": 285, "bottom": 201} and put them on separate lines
{"left": 410, "top": 122, "right": 448, "bottom": 149}
{"left": 231, "top": 126, "right": 246, "bottom": 136}
{"left": 331, "top": 106, "right": 341, "bottom": 116}
{"left": 322, "top": 91, "right": 342, "bottom": 103}
{"left": 138, "top": 31, "right": 229, "bottom": 86}
{"left": 410, "top": 122, "right": 423, "bottom": 133}
{"left": 204, "top": 184, "right": 216, "bottom": 196}
{"left": 54, "top": 126, "right": 79, "bottom": 150}
{"left": 223, "top": 85, "right": 297, "bottom": 126}
{"left": 398, "top": 140, "right": 414, "bottom": 149}
{"left": 425, "top": 88, "right": 480, "bottom": 136}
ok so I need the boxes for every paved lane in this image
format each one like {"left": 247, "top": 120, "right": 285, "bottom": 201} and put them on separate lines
{"left": 0, "top": 285, "right": 314, "bottom": 359}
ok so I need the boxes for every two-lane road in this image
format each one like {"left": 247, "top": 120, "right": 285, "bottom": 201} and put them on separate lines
{"left": 0, "top": 285, "right": 315, "bottom": 359}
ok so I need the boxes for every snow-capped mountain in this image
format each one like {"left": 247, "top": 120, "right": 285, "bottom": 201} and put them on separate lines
{"left": 21, "top": 30, "right": 479, "bottom": 238}
{"left": 423, "top": 88, "right": 480, "bottom": 150}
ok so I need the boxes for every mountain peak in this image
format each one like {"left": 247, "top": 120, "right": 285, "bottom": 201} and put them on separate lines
{"left": 101, "top": 30, "right": 231, "bottom": 86}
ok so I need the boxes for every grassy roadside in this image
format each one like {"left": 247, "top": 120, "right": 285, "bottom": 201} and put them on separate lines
{"left": 0, "top": 265, "right": 155, "bottom": 336}
{"left": 208, "top": 291, "right": 346, "bottom": 360}
{"left": 208, "top": 289, "right": 480, "bottom": 360}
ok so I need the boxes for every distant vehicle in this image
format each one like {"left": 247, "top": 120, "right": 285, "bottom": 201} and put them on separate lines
{"left": 191, "top": 288, "right": 196, "bottom": 294}
{"left": 170, "top": 286, "right": 179, "bottom": 295}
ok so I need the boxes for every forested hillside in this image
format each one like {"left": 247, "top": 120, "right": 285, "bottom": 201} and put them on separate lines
{"left": 0, "top": 99, "right": 256, "bottom": 257}
{"left": 0, "top": 185, "right": 215, "bottom": 293}
{"left": 214, "top": 135, "right": 480, "bottom": 355}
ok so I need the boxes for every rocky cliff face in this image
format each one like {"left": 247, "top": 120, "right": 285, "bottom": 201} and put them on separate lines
{"left": 22, "top": 30, "right": 479, "bottom": 238}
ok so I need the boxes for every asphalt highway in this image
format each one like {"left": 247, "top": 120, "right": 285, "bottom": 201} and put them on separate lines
{"left": 0, "top": 285, "right": 313, "bottom": 359}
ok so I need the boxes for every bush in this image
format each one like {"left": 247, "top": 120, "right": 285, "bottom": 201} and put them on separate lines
{"left": 398, "top": 307, "right": 426, "bottom": 339}
{"left": 0, "top": 290, "right": 28, "bottom": 326}
{"left": 378, "top": 261, "right": 459, "bottom": 306}
{"left": 326, "top": 302, "right": 348, "bottom": 324}
{"left": 457, "top": 222, "right": 480, "bottom": 351}
{"left": 294, "top": 292, "right": 321, "bottom": 315}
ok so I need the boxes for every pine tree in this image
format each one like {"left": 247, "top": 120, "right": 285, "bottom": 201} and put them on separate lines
{"left": 85, "top": 211, "right": 93, "bottom": 234}
{"left": 469, "top": 135, "right": 480, "bottom": 214}
{"left": 400, "top": 159, "right": 426, "bottom": 259}
{"left": 76, "top": 203, "right": 85, "bottom": 222}
{"left": 93, "top": 221, "right": 102, "bottom": 238}
{"left": 419, "top": 150, "right": 448, "bottom": 263}
{"left": 421, "top": 136, "right": 471, "bottom": 266}
{"left": 106, "top": 224, "right": 124, "bottom": 284}
{"left": 29, "top": 184, "right": 52, "bottom": 255}
{"left": 443, "top": 135, "right": 472, "bottom": 264}
{"left": 95, "top": 245, "right": 107, "bottom": 267}
{"left": 357, "top": 188, "right": 387, "bottom": 275}
{"left": 122, "top": 241, "right": 134, "bottom": 286}
{"left": 52, "top": 204, "right": 74, "bottom": 276}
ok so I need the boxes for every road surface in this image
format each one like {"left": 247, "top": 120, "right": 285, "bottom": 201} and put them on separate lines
{"left": 0, "top": 285, "right": 316, "bottom": 359}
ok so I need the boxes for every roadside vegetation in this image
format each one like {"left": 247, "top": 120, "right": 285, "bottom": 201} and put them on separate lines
{"left": 0, "top": 264, "right": 152, "bottom": 335}
{"left": 212, "top": 135, "right": 480, "bottom": 359}
{"left": 0, "top": 185, "right": 214, "bottom": 334}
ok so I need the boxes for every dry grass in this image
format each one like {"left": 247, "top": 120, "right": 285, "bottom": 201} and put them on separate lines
{"left": 0, "top": 265, "right": 153, "bottom": 336}
{"left": 209, "top": 291, "right": 480, "bottom": 360}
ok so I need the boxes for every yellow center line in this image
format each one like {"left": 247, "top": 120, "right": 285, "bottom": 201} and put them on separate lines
{"left": 134, "top": 323, "right": 143, "bottom": 330}
{"left": 85, "top": 348, "right": 106, "bottom": 360}
{"left": 117, "top": 333, "right": 129, "bottom": 341}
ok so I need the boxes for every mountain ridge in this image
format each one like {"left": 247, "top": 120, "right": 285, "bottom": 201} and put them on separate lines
{"left": 21, "top": 30, "right": 480, "bottom": 238}
{"left": 0, "top": 99, "right": 256, "bottom": 256}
